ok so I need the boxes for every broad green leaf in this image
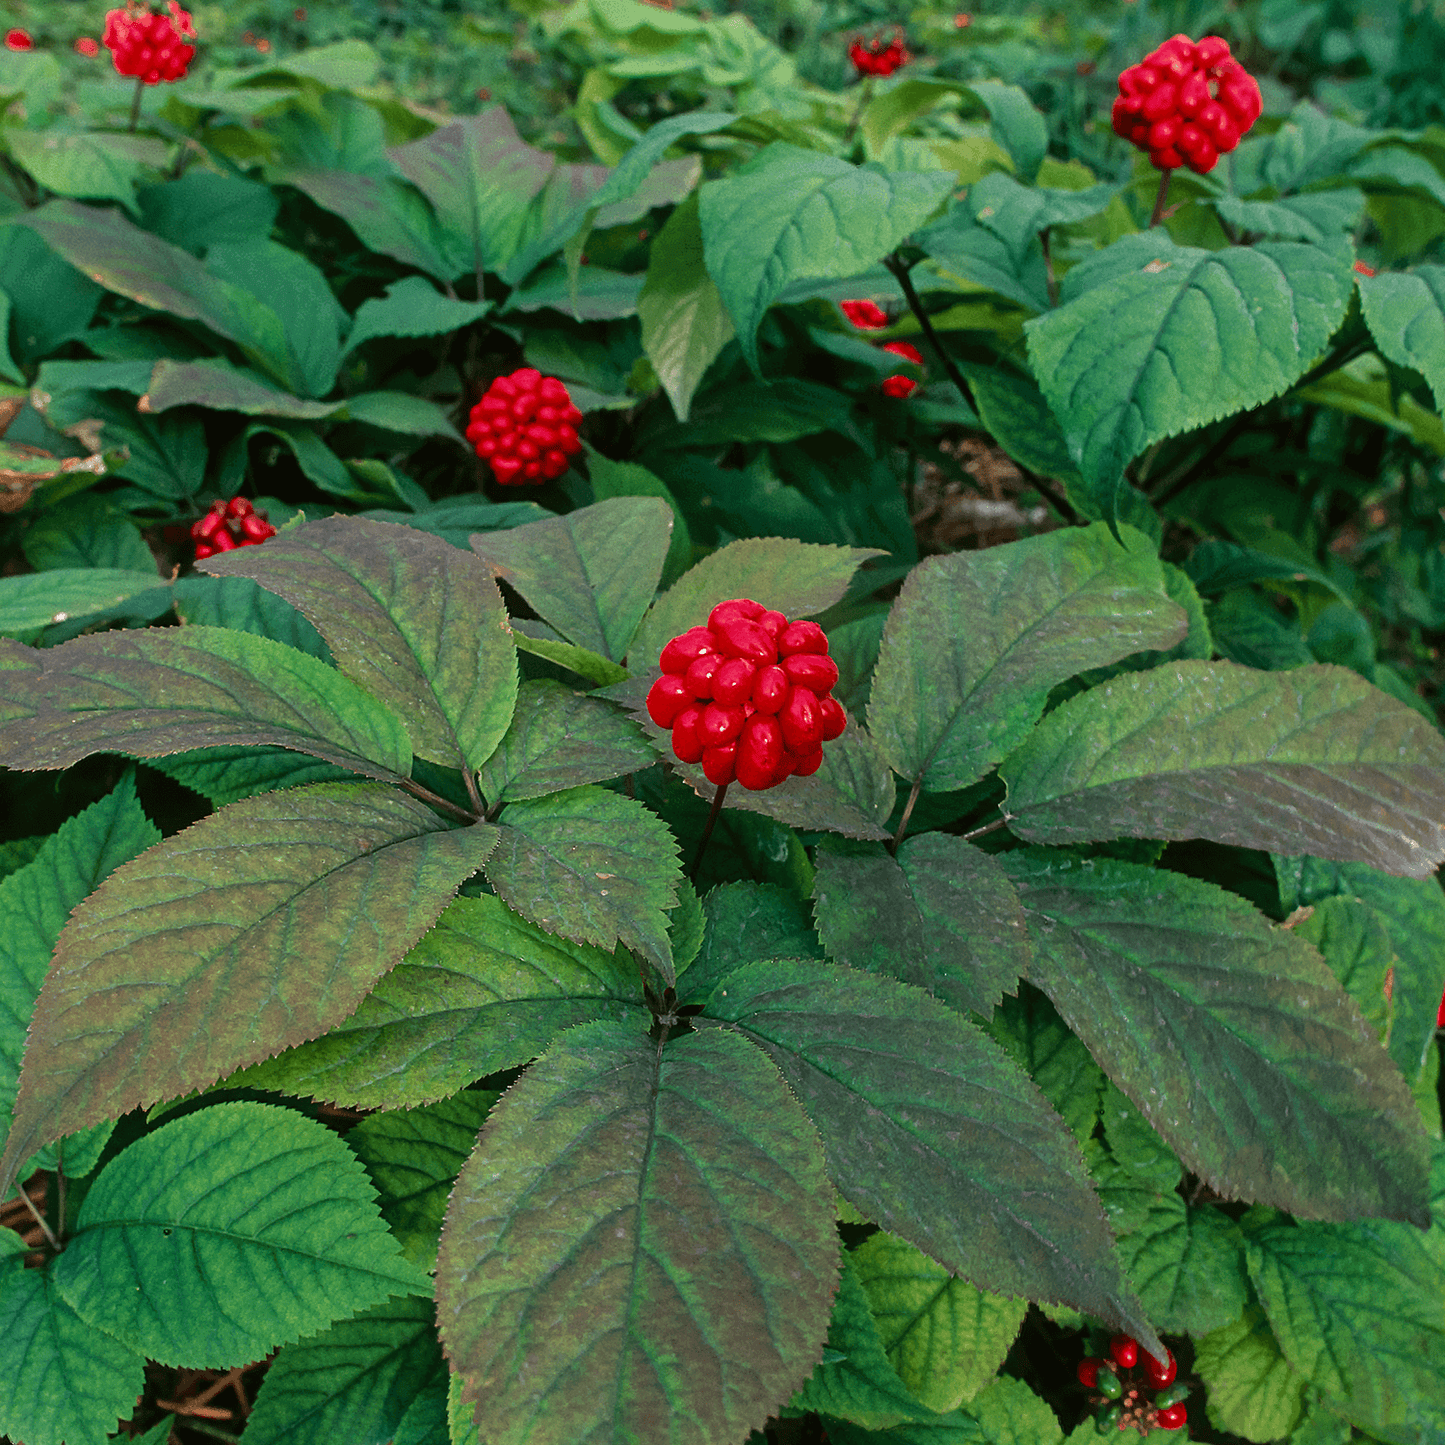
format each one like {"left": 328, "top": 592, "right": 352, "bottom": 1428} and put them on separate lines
{"left": 470, "top": 497, "right": 671, "bottom": 662}
{"left": 824, "top": 1374, "right": 1064, "bottom": 1445}
{"left": 958, "top": 361, "right": 1081, "bottom": 482}
{"left": 852, "top": 1230, "right": 1026, "bottom": 1412}
{"left": 342, "top": 391, "right": 464, "bottom": 440}
{"left": 0, "top": 1265, "right": 146, "bottom": 1445}
{"left": 510, "top": 626, "right": 630, "bottom": 687}
{"left": 585, "top": 448, "right": 692, "bottom": 588}
{"left": 394, "top": 1381, "right": 450, "bottom": 1445}
{"left": 1357, "top": 265, "right": 1445, "bottom": 412}
{"left": 963, "top": 81, "right": 1049, "bottom": 181}
{"left": 1244, "top": 1148, "right": 1445, "bottom": 1444}
{"left": 244, "top": 1296, "right": 446, "bottom": 1445}
{"left": 639, "top": 190, "right": 735, "bottom": 420}
{"left": 0, "top": 626, "right": 412, "bottom": 781}
{"left": 1003, "top": 852, "right": 1431, "bottom": 1224}
{"left": 1292, "top": 896, "right": 1394, "bottom": 1043}
{"left": 0, "top": 568, "right": 167, "bottom": 642}
{"left": 1213, "top": 190, "right": 1366, "bottom": 243}
{"left": 21, "top": 495, "right": 154, "bottom": 574}
{"left": 1026, "top": 233, "right": 1354, "bottom": 522}
{"left": 137, "top": 170, "right": 279, "bottom": 254}
{"left": 868, "top": 524, "right": 1184, "bottom": 793}
{"left": 436, "top": 1020, "right": 840, "bottom": 1445}
{"left": 506, "top": 263, "right": 644, "bottom": 320}
{"left": 0, "top": 777, "right": 157, "bottom": 1190}
{"left": 203, "top": 515, "right": 518, "bottom": 774}
{"left": 1001, "top": 661, "right": 1445, "bottom": 878}
{"left": 347, "top": 1093, "right": 497, "bottom": 1268}
{"left": 145, "top": 356, "right": 343, "bottom": 418}
{"left": 150, "top": 746, "right": 352, "bottom": 806}
{"left": 790, "top": 1253, "right": 936, "bottom": 1428}
{"left": 1182, "top": 537, "right": 1352, "bottom": 605}
{"left": 679, "top": 881, "right": 822, "bottom": 1007}
{"left": 172, "top": 574, "right": 329, "bottom": 659}
{"left": 488, "top": 786, "right": 681, "bottom": 982}
{"left": 229, "top": 892, "right": 644, "bottom": 1109}
{"left": 967, "top": 172, "right": 1120, "bottom": 258}
{"left": 698, "top": 146, "right": 954, "bottom": 372}
{"left": 917, "top": 209, "right": 1052, "bottom": 313}
{"left": 630, "top": 535, "right": 882, "bottom": 670}
{"left": 53, "top": 1102, "right": 428, "bottom": 1368}
{"left": 1195, "top": 1305, "right": 1309, "bottom": 1443}
{"left": 703, "top": 959, "right": 1158, "bottom": 1347}
{"left": 6, "top": 130, "right": 163, "bottom": 212}
{"left": 645, "top": 376, "right": 857, "bottom": 449}
{"left": 19, "top": 201, "right": 301, "bottom": 390}
{"left": 1276, "top": 855, "right": 1445, "bottom": 1084}
{"left": 1297, "top": 353, "right": 1445, "bottom": 454}
{"left": 0, "top": 784, "right": 497, "bottom": 1189}
{"left": 478, "top": 679, "right": 654, "bottom": 804}
{"left": 812, "top": 836, "right": 1029, "bottom": 1017}
{"left": 344, "top": 275, "right": 491, "bottom": 357}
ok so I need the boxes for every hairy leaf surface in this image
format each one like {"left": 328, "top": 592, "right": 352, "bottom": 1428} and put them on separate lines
{"left": 0, "top": 784, "right": 496, "bottom": 1189}
{"left": 1002, "top": 661, "right": 1445, "bottom": 877}
{"left": 436, "top": 1021, "right": 839, "bottom": 1445}
{"left": 1004, "top": 852, "right": 1431, "bottom": 1223}
{"left": 53, "top": 1103, "right": 428, "bottom": 1367}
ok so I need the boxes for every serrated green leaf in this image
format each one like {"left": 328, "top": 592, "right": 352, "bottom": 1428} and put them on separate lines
{"left": 1214, "top": 190, "right": 1366, "bottom": 242}
{"left": 1001, "top": 661, "right": 1445, "bottom": 878}
{"left": 1357, "top": 265, "right": 1445, "bottom": 413}
{"left": 0, "top": 784, "right": 497, "bottom": 1189}
{"left": 0, "top": 1265, "right": 146, "bottom": 1445}
{"left": 917, "top": 209, "right": 1052, "bottom": 313}
{"left": 679, "top": 882, "right": 822, "bottom": 1007}
{"left": 394, "top": 1380, "right": 450, "bottom": 1445}
{"left": 0, "top": 568, "right": 168, "bottom": 642}
{"left": 868, "top": 524, "right": 1184, "bottom": 793}
{"left": 436, "top": 1020, "right": 840, "bottom": 1445}
{"left": 1292, "top": 896, "right": 1395, "bottom": 1043}
{"left": 471, "top": 497, "right": 671, "bottom": 663}
{"left": 630, "top": 535, "right": 882, "bottom": 670}
{"left": 1244, "top": 1147, "right": 1445, "bottom": 1444}
{"left": 203, "top": 515, "right": 518, "bottom": 774}
{"left": 824, "top": 1375, "right": 1065, "bottom": 1445}
{"left": 1276, "top": 855, "right": 1445, "bottom": 1085}
{"left": 790, "top": 1253, "right": 937, "bottom": 1428}
{"left": 0, "top": 777, "right": 157, "bottom": 1190}
{"left": 852, "top": 1231, "right": 1025, "bottom": 1413}
{"left": 347, "top": 1092, "right": 497, "bottom": 1267}
{"left": 228, "top": 892, "right": 645, "bottom": 1110}
{"left": 639, "top": 189, "right": 735, "bottom": 421}
{"left": 510, "top": 626, "right": 630, "bottom": 687}
{"left": 1195, "top": 1304, "right": 1308, "bottom": 1443}
{"left": 344, "top": 275, "right": 491, "bottom": 357}
{"left": 478, "top": 679, "right": 655, "bottom": 804}
{"left": 244, "top": 1295, "right": 446, "bottom": 1445}
{"left": 812, "top": 836, "right": 1028, "bottom": 1017}
{"left": 0, "top": 626, "right": 412, "bottom": 781}
{"left": 488, "top": 786, "right": 681, "bottom": 982}
{"left": 957, "top": 362, "right": 1081, "bottom": 482}
{"left": 703, "top": 959, "right": 1157, "bottom": 1347}
{"left": 964, "top": 82, "right": 1049, "bottom": 181}
{"left": 699, "top": 146, "right": 954, "bottom": 372}
{"left": 172, "top": 574, "right": 329, "bottom": 659}
{"left": 585, "top": 448, "right": 692, "bottom": 589}
{"left": 150, "top": 746, "right": 353, "bottom": 806}
{"left": 145, "top": 357, "right": 342, "bottom": 418}
{"left": 53, "top": 1102, "right": 428, "bottom": 1368}
{"left": 1003, "top": 852, "right": 1431, "bottom": 1224}
{"left": 1026, "top": 234, "right": 1354, "bottom": 522}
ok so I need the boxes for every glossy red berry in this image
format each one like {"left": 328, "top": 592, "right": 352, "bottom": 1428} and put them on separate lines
{"left": 191, "top": 497, "right": 274, "bottom": 561}
{"left": 1112, "top": 35, "right": 1260, "bottom": 174}
{"left": 103, "top": 1, "right": 197, "bottom": 84}
{"left": 467, "top": 369, "right": 583, "bottom": 486}
{"left": 841, "top": 299, "right": 889, "bottom": 330}
{"left": 1110, "top": 1334, "right": 1139, "bottom": 1370}
{"left": 880, "top": 340, "right": 924, "bottom": 398}
{"left": 1077, "top": 1357, "right": 1105, "bottom": 1389}
{"left": 5, "top": 27, "right": 33, "bottom": 50}
{"left": 1156, "top": 1403, "right": 1187, "bottom": 1430}
{"left": 650, "top": 600, "right": 848, "bottom": 790}
{"left": 1143, "top": 1347, "right": 1177, "bottom": 1389}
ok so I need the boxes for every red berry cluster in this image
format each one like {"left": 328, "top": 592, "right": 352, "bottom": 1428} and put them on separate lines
{"left": 103, "top": 1, "right": 197, "bottom": 84}
{"left": 1112, "top": 34, "right": 1261, "bottom": 174}
{"left": 849, "top": 31, "right": 909, "bottom": 77}
{"left": 646, "top": 600, "right": 847, "bottom": 791}
{"left": 5, "top": 27, "right": 32, "bottom": 50}
{"left": 190, "top": 496, "right": 275, "bottom": 560}
{"left": 466, "top": 368, "right": 583, "bottom": 486}
{"left": 880, "top": 341, "right": 924, "bottom": 398}
{"left": 1079, "top": 1337, "right": 1187, "bottom": 1433}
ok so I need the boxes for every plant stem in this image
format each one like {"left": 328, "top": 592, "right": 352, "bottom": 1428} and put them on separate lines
{"left": 1040, "top": 225, "right": 1059, "bottom": 307}
{"left": 19, "top": 1186, "right": 61, "bottom": 1254}
{"left": 883, "top": 252, "right": 977, "bottom": 415}
{"left": 960, "top": 815, "right": 1009, "bottom": 843}
{"left": 398, "top": 776, "right": 480, "bottom": 824}
{"left": 128, "top": 76, "right": 145, "bottom": 133}
{"left": 462, "top": 767, "right": 484, "bottom": 817}
{"left": 844, "top": 76, "right": 873, "bottom": 146}
{"left": 1149, "top": 168, "right": 1173, "bottom": 228}
{"left": 890, "top": 774, "right": 924, "bottom": 855}
{"left": 691, "top": 782, "right": 728, "bottom": 880}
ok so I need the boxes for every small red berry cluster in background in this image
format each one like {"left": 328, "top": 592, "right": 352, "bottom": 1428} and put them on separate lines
{"left": 841, "top": 299, "right": 889, "bottom": 331}
{"left": 103, "top": 0, "right": 197, "bottom": 84}
{"left": 191, "top": 497, "right": 275, "bottom": 560}
{"left": 1112, "top": 34, "right": 1261, "bottom": 174}
{"left": 840, "top": 301, "right": 926, "bottom": 398}
{"left": 1079, "top": 1336, "right": 1188, "bottom": 1433}
{"left": 466, "top": 368, "right": 583, "bottom": 486}
{"left": 5, "top": 28, "right": 32, "bottom": 50}
{"left": 849, "top": 31, "right": 909, "bottom": 77}
{"left": 75, "top": 36, "right": 101, "bottom": 55}
{"left": 647, "top": 600, "right": 847, "bottom": 791}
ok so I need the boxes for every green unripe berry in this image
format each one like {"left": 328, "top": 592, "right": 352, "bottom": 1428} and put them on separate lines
{"left": 1096, "top": 1366, "right": 1122, "bottom": 1400}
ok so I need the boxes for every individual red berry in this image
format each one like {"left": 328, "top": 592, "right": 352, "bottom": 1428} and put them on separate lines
{"left": 646, "top": 675, "right": 693, "bottom": 728}
{"left": 700, "top": 702, "right": 746, "bottom": 747}
{"left": 684, "top": 652, "right": 725, "bottom": 699}
{"left": 708, "top": 598, "right": 765, "bottom": 629}
{"left": 736, "top": 715, "right": 784, "bottom": 791}
{"left": 1110, "top": 1334, "right": 1139, "bottom": 1370}
{"left": 1354, "top": 260, "right": 1376, "bottom": 278}
{"left": 659, "top": 627, "right": 716, "bottom": 675}
{"left": 782, "top": 652, "right": 840, "bottom": 695}
{"left": 5, "top": 27, "right": 32, "bottom": 49}
{"left": 778, "top": 620, "right": 828, "bottom": 657}
{"left": 467, "top": 368, "right": 583, "bottom": 486}
{"left": 702, "top": 743, "right": 737, "bottom": 786}
{"left": 1077, "top": 1358, "right": 1105, "bottom": 1389}
{"left": 820, "top": 695, "right": 847, "bottom": 741}
{"left": 239, "top": 514, "right": 275, "bottom": 542}
{"left": 841, "top": 299, "right": 890, "bottom": 330}
{"left": 672, "top": 707, "right": 704, "bottom": 764}
{"left": 1143, "top": 1347, "right": 1177, "bottom": 1389}
{"left": 780, "top": 687, "right": 822, "bottom": 753}
{"left": 793, "top": 748, "right": 824, "bottom": 776}
{"left": 713, "top": 616, "right": 777, "bottom": 667}
{"left": 757, "top": 609, "right": 787, "bottom": 639}
{"left": 209, "top": 527, "right": 238, "bottom": 552}
{"left": 1156, "top": 1404, "right": 1187, "bottom": 1430}
{"left": 1436, "top": 980, "right": 1445, "bottom": 1029}
{"left": 713, "top": 657, "right": 757, "bottom": 706}
{"left": 752, "top": 665, "right": 789, "bottom": 714}
{"left": 103, "top": 1, "right": 197, "bottom": 84}
{"left": 882, "top": 341, "right": 923, "bottom": 366}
